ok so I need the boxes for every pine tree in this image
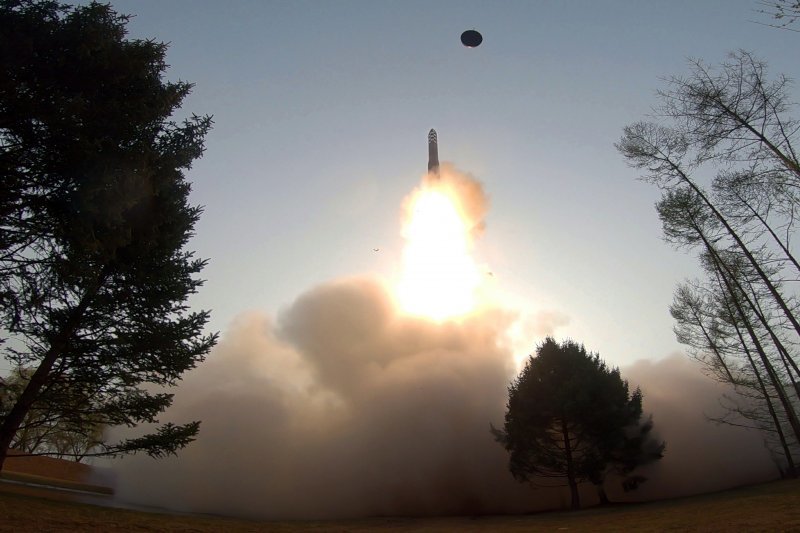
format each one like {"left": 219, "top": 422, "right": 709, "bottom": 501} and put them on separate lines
{"left": 0, "top": 0, "right": 217, "bottom": 469}
{"left": 493, "top": 338, "right": 663, "bottom": 510}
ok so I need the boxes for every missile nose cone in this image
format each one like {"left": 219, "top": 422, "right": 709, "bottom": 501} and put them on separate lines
{"left": 428, "top": 129, "right": 440, "bottom": 174}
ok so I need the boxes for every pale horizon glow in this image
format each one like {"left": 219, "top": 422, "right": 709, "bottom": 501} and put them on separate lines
{"left": 395, "top": 181, "right": 482, "bottom": 320}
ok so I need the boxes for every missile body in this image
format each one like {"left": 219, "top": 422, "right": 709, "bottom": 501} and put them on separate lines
{"left": 427, "top": 129, "right": 440, "bottom": 175}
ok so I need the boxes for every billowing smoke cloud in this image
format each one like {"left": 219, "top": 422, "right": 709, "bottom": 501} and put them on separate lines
{"left": 618, "top": 355, "right": 777, "bottom": 500}
{"left": 112, "top": 278, "right": 538, "bottom": 519}
{"left": 110, "top": 168, "right": 777, "bottom": 519}
{"left": 111, "top": 288, "right": 777, "bottom": 519}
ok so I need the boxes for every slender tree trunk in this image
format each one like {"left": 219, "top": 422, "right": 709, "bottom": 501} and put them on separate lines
{"left": 672, "top": 163, "right": 800, "bottom": 342}
{"left": 0, "top": 346, "right": 62, "bottom": 470}
{"left": 707, "top": 245, "right": 800, "bottom": 445}
{"left": 741, "top": 275, "right": 800, "bottom": 388}
{"left": 596, "top": 484, "right": 610, "bottom": 505}
{"left": 726, "top": 311, "right": 797, "bottom": 477}
{"left": 0, "top": 294, "right": 94, "bottom": 471}
{"left": 685, "top": 210, "right": 800, "bottom": 449}
{"left": 689, "top": 304, "right": 736, "bottom": 382}
{"left": 744, "top": 200, "right": 800, "bottom": 276}
{"left": 777, "top": 344, "right": 800, "bottom": 405}
{"left": 713, "top": 97, "right": 800, "bottom": 178}
{"left": 560, "top": 417, "right": 580, "bottom": 510}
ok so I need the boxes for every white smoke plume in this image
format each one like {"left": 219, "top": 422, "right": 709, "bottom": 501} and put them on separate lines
{"left": 620, "top": 355, "right": 776, "bottom": 499}
{"left": 113, "top": 279, "right": 538, "bottom": 518}
{"left": 110, "top": 168, "right": 777, "bottom": 519}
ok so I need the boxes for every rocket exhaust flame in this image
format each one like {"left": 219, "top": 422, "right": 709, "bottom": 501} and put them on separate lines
{"left": 396, "top": 184, "right": 481, "bottom": 320}
{"left": 396, "top": 134, "right": 486, "bottom": 320}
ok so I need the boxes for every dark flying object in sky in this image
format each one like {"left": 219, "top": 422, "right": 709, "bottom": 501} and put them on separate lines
{"left": 428, "top": 129, "right": 439, "bottom": 176}
{"left": 460, "top": 29, "right": 482, "bottom": 48}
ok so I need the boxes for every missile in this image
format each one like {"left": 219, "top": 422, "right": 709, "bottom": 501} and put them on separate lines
{"left": 427, "top": 128, "right": 440, "bottom": 175}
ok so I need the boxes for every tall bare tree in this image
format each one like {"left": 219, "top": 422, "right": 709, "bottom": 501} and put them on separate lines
{"left": 756, "top": 1, "right": 800, "bottom": 32}
{"left": 618, "top": 51, "right": 800, "bottom": 475}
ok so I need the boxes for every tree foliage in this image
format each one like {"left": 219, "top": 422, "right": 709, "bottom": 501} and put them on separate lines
{"left": 0, "top": 367, "right": 104, "bottom": 461}
{"left": 0, "top": 0, "right": 217, "bottom": 468}
{"left": 493, "top": 338, "right": 663, "bottom": 510}
{"left": 618, "top": 51, "right": 800, "bottom": 475}
{"left": 756, "top": 1, "right": 800, "bottom": 32}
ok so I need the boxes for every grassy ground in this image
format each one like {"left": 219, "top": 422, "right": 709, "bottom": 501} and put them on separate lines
{"left": 0, "top": 470, "right": 113, "bottom": 495}
{"left": 0, "top": 478, "right": 798, "bottom": 532}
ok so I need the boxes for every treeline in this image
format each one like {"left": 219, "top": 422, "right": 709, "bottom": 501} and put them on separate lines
{"left": 618, "top": 50, "right": 800, "bottom": 476}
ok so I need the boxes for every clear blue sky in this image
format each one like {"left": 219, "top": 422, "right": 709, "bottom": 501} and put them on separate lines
{"left": 103, "top": 0, "right": 797, "bottom": 368}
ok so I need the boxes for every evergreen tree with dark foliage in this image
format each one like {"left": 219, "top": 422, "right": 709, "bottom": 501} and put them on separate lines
{"left": 0, "top": 0, "right": 217, "bottom": 469}
{"left": 493, "top": 338, "right": 663, "bottom": 510}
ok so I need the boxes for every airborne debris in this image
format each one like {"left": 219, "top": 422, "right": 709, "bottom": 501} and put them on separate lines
{"left": 460, "top": 29, "right": 483, "bottom": 48}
